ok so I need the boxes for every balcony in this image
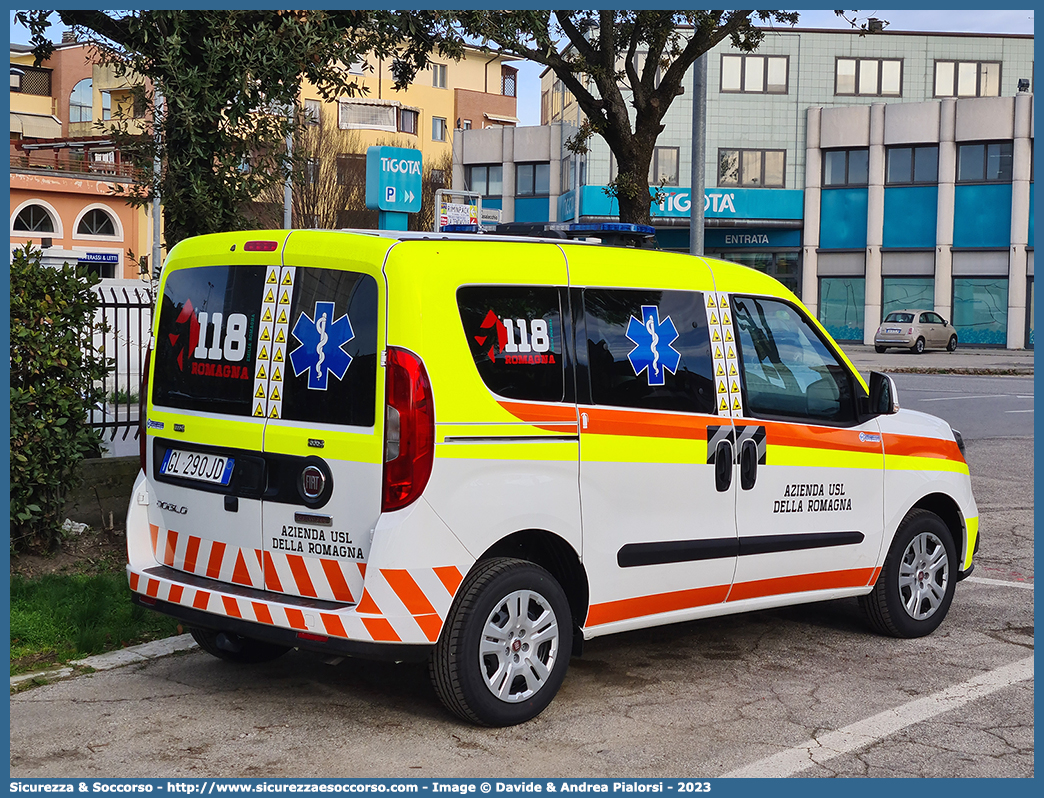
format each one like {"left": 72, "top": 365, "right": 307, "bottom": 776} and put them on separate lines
{"left": 10, "top": 148, "right": 140, "bottom": 181}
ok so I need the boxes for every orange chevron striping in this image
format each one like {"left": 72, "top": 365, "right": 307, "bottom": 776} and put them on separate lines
{"left": 149, "top": 524, "right": 159, "bottom": 557}
{"left": 285, "top": 607, "right": 306, "bottom": 630}
{"left": 163, "top": 529, "right": 178, "bottom": 566}
{"left": 868, "top": 566, "right": 882, "bottom": 586}
{"left": 231, "top": 550, "right": 253, "bottom": 586}
{"left": 355, "top": 589, "right": 381, "bottom": 615}
{"left": 586, "top": 584, "right": 728, "bottom": 627}
{"left": 192, "top": 590, "right": 210, "bottom": 610}
{"left": 252, "top": 602, "right": 274, "bottom": 626}
{"left": 357, "top": 563, "right": 367, "bottom": 579}
{"left": 578, "top": 405, "right": 711, "bottom": 441}
{"left": 286, "top": 555, "right": 318, "bottom": 597}
{"left": 727, "top": 567, "right": 877, "bottom": 602}
{"left": 321, "top": 613, "right": 349, "bottom": 638}
{"left": 184, "top": 536, "right": 202, "bottom": 573}
{"left": 254, "top": 549, "right": 264, "bottom": 569}
{"left": 497, "top": 400, "right": 578, "bottom": 432}
{"left": 362, "top": 617, "right": 401, "bottom": 642}
{"left": 320, "top": 559, "right": 355, "bottom": 603}
{"left": 168, "top": 585, "right": 184, "bottom": 604}
{"left": 263, "top": 552, "right": 284, "bottom": 592}
{"left": 206, "top": 541, "right": 227, "bottom": 579}
{"left": 433, "top": 566, "right": 464, "bottom": 597}
{"left": 413, "top": 614, "right": 443, "bottom": 643}
{"left": 129, "top": 572, "right": 140, "bottom": 591}
{"left": 146, "top": 578, "right": 160, "bottom": 598}
{"left": 383, "top": 569, "right": 437, "bottom": 616}
{"left": 883, "top": 434, "right": 964, "bottom": 462}
{"left": 221, "top": 595, "right": 242, "bottom": 618}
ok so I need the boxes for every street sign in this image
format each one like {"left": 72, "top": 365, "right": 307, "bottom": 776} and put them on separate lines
{"left": 365, "top": 146, "right": 422, "bottom": 213}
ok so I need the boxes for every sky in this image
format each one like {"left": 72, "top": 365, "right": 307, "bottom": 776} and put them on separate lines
{"left": 10, "top": 9, "right": 1036, "bottom": 126}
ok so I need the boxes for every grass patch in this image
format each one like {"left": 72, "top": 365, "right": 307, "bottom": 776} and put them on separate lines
{"left": 10, "top": 572, "right": 181, "bottom": 675}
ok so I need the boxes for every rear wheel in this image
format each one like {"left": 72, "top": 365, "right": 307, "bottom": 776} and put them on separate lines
{"left": 947, "top": 335, "right": 958, "bottom": 352}
{"left": 860, "top": 509, "right": 957, "bottom": 638}
{"left": 875, "top": 345, "right": 887, "bottom": 354}
{"left": 189, "top": 627, "right": 291, "bottom": 664}
{"left": 430, "top": 557, "right": 572, "bottom": 726}
{"left": 911, "top": 337, "right": 926, "bottom": 354}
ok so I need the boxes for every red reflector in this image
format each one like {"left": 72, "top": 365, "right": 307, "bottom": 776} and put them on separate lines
{"left": 244, "top": 240, "right": 279, "bottom": 252}
{"left": 138, "top": 595, "right": 157, "bottom": 606}
{"left": 296, "top": 632, "right": 329, "bottom": 643}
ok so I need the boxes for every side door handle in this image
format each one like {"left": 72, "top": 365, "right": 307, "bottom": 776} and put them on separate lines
{"left": 740, "top": 438, "right": 758, "bottom": 490}
{"left": 715, "top": 440, "right": 733, "bottom": 492}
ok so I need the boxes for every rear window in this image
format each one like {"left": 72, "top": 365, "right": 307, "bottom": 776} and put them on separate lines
{"left": 885, "top": 312, "right": 914, "bottom": 323}
{"left": 457, "top": 285, "right": 564, "bottom": 402}
{"left": 153, "top": 265, "right": 378, "bottom": 426}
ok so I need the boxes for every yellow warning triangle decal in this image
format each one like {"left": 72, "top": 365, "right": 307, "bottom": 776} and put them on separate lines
{"left": 709, "top": 312, "right": 719, "bottom": 325}
{"left": 265, "top": 288, "right": 275, "bottom": 303}
{"left": 729, "top": 362, "right": 738, "bottom": 376}
{"left": 256, "top": 364, "right": 267, "bottom": 379}
{"left": 281, "top": 271, "right": 293, "bottom": 286}
{"left": 254, "top": 402, "right": 265, "bottom": 417}
{"left": 269, "top": 406, "right": 280, "bottom": 418}
{"left": 255, "top": 384, "right": 266, "bottom": 399}
{"left": 266, "top": 269, "right": 278, "bottom": 284}
{"left": 717, "top": 379, "right": 728, "bottom": 394}
{"left": 260, "top": 327, "right": 271, "bottom": 341}
{"left": 731, "top": 379, "right": 741, "bottom": 393}
{"left": 716, "top": 362, "right": 725, "bottom": 376}
{"left": 719, "top": 295, "right": 729, "bottom": 308}
{"left": 259, "top": 345, "right": 268, "bottom": 360}
{"left": 274, "top": 347, "right": 284, "bottom": 362}
{"left": 279, "top": 290, "right": 290, "bottom": 305}
{"left": 719, "top": 396, "right": 729, "bottom": 412}
{"left": 707, "top": 295, "right": 717, "bottom": 308}
{"left": 262, "top": 307, "right": 272, "bottom": 322}
{"left": 270, "top": 386, "right": 281, "bottom": 401}
{"left": 712, "top": 328, "right": 721, "bottom": 342}
{"left": 724, "top": 329, "right": 734, "bottom": 342}
{"left": 714, "top": 345, "right": 723, "bottom": 359}
{"left": 275, "top": 328, "right": 285, "bottom": 343}
{"left": 727, "top": 345, "right": 736, "bottom": 359}
{"left": 277, "top": 309, "right": 287, "bottom": 324}
{"left": 722, "top": 312, "right": 731, "bottom": 326}
{"left": 272, "top": 366, "right": 281, "bottom": 381}
{"left": 732, "top": 396, "right": 742, "bottom": 411}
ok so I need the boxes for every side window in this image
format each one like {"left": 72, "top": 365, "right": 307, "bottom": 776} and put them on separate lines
{"left": 583, "top": 289, "right": 715, "bottom": 414}
{"left": 732, "top": 295, "right": 856, "bottom": 424}
{"left": 919, "top": 313, "right": 933, "bottom": 324}
{"left": 457, "top": 286, "right": 564, "bottom": 402}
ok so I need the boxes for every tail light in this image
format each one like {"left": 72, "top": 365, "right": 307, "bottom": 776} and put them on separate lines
{"left": 382, "top": 347, "right": 435, "bottom": 512}
{"left": 139, "top": 345, "right": 152, "bottom": 474}
{"left": 908, "top": 327, "right": 914, "bottom": 334}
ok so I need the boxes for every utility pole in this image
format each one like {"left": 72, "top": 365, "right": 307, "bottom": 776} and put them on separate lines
{"left": 151, "top": 83, "right": 163, "bottom": 283}
{"left": 689, "top": 53, "right": 707, "bottom": 256}
{"left": 283, "top": 105, "right": 293, "bottom": 229}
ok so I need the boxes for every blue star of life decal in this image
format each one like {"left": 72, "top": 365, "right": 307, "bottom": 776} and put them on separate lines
{"left": 626, "top": 305, "right": 681, "bottom": 386}
{"left": 289, "top": 301, "right": 355, "bottom": 390}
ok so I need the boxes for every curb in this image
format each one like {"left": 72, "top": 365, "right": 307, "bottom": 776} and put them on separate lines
{"left": 11, "top": 633, "right": 198, "bottom": 690}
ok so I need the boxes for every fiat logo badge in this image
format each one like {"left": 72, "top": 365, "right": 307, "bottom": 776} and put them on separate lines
{"left": 301, "top": 465, "right": 326, "bottom": 500}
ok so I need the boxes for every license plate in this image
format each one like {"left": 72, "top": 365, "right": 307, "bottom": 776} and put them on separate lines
{"left": 160, "top": 448, "right": 235, "bottom": 486}
{"left": 885, "top": 328, "right": 901, "bottom": 334}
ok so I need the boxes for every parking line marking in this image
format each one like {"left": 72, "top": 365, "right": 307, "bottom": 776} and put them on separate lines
{"left": 1005, "top": 409, "right": 1034, "bottom": 414}
{"left": 966, "top": 576, "right": 1034, "bottom": 589}
{"left": 919, "top": 394, "right": 1009, "bottom": 402}
{"left": 720, "top": 656, "right": 1034, "bottom": 778}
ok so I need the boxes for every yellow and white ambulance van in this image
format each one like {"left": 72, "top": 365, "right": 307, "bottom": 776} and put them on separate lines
{"left": 128, "top": 229, "right": 978, "bottom": 726}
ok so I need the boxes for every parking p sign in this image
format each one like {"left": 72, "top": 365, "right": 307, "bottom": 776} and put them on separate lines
{"left": 365, "top": 146, "right": 423, "bottom": 213}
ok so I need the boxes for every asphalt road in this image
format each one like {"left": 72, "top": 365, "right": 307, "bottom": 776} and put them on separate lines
{"left": 10, "top": 382, "right": 1033, "bottom": 779}
{"left": 890, "top": 374, "right": 1033, "bottom": 440}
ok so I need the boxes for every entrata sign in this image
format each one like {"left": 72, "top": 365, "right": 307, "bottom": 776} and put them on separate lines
{"left": 365, "top": 146, "right": 422, "bottom": 213}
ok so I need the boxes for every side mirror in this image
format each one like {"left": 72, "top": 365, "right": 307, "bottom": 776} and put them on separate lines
{"left": 868, "top": 371, "right": 899, "bottom": 415}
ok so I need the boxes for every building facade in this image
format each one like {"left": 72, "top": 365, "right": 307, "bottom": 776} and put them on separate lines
{"left": 457, "top": 27, "right": 1034, "bottom": 348}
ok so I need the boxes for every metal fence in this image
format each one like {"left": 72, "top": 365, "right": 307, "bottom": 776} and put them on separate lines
{"left": 90, "top": 284, "right": 153, "bottom": 454}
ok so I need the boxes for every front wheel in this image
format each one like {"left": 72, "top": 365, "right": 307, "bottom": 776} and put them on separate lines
{"left": 911, "top": 337, "right": 926, "bottom": 354}
{"left": 189, "top": 627, "right": 291, "bottom": 664}
{"left": 947, "top": 335, "right": 958, "bottom": 352}
{"left": 430, "top": 557, "right": 572, "bottom": 726}
{"left": 860, "top": 509, "right": 957, "bottom": 638}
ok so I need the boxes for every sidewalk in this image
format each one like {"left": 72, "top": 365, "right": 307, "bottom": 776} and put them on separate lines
{"left": 840, "top": 344, "right": 1033, "bottom": 376}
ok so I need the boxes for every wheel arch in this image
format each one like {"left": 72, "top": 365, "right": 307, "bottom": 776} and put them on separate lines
{"left": 477, "top": 529, "right": 589, "bottom": 652}
{"left": 910, "top": 492, "right": 965, "bottom": 563}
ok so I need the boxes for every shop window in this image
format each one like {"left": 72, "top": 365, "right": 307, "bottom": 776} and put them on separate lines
{"left": 935, "top": 60, "right": 1001, "bottom": 98}
{"left": 13, "top": 204, "right": 56, "bottom": 233}
{"left": 957, "top": 142, "right": 1013, "bottom": 183}
{"left": 886, "top": 146, "right": 939, "bottom": 185}
{"left": 823, "top": 148, "right": 869, "bottom": 187}
{"left": 882, "top": 277, "right": 935, "bottom": 319}
{"left": 721, "top": 54, "right": 789, "bottom": 94}
{"left": 517, "top": 163, "right": 550, "bottom": 196}
{"left": 467, "top": 164, "right": 503, "bottom": 197}
{"left": 718, "top": 149, "right": 785, "bottom": 188}
{"left": 1027, "top": 277, "right": 1034, "bottom": 349}
{"left": 77, "top": 208, "right": 117, "bottom": 237}
{"left": 836, "top": 58, "right": 902, "bottom": 97}
{"left": 952, "top": 277, "right": 1008, "bottom": 345}
{"left": 818, "top": 277, "right": 866, "bottom": 342}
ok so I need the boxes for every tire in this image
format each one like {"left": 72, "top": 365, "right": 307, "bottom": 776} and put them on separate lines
{"left": 189, "top": 627, "right": 291, "bottom": 664}
{"left": 430, "top": 557, "right": 572, "bottom": 726}
{"left": 947, "top": 335, "right": 958, "bottom": 352}
{"left": 875, "top": 345, "right": 887, "bottom": 354}
{"left": 911, "top": 337, "right": 926, "bottom": 354}
{"left": 860, "top": 509, "right": 957, "bottom": 638}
